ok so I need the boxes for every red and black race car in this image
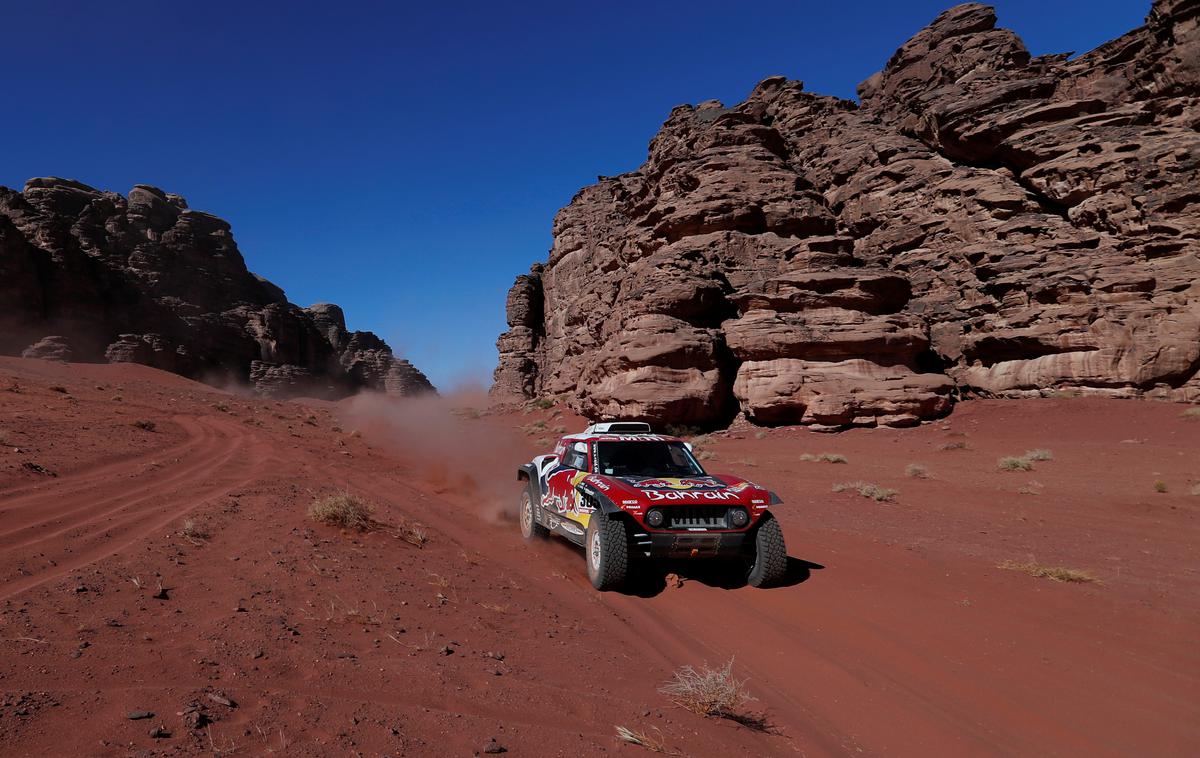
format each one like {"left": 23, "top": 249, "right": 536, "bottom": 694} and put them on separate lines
{"left": 517, "top": 422, "right": 788, "bottom": 590}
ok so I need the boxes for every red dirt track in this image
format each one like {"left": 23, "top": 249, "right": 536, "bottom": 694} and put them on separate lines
{"left": 1, "top": 357, "right": 1197, "bottom": 756}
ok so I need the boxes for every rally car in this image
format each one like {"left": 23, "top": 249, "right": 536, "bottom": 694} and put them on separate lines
{"left": 517, "top": 422, "right": 788, "bottom": 590}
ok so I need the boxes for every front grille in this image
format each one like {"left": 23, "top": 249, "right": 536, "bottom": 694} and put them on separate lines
{"left": 663, "top": 506, "right": 730, "bottom": 529}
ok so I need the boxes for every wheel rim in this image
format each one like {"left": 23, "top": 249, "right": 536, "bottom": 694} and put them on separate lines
{"left": 520, "top": 495, "right": 532, "bottom": 534}
{"left": 589, "top": 530, "right": 602, "bottom": 572}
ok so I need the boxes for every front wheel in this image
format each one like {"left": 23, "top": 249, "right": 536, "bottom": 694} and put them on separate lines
{"left": 746, "top": 517, "right": 787, "bottom": 588}
{"left": 585, "top": 515, "right": 629, "bottom": 591}
{"left": 519, "top": 490, "right": 549, "bottom": 541}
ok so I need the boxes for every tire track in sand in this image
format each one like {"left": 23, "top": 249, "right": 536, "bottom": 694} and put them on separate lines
{"left": 0, "top": 415, "right": 275, "bottom": 601}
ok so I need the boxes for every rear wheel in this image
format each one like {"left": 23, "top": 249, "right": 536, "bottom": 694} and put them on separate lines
{"left": 746, "top": 517, "right": 787, "bottom": 588}
{"left": 585, "top": 515, "right": 629, "bottom": 591}
{"left": 519, "top": 489, "right": 548, "bottom": 541}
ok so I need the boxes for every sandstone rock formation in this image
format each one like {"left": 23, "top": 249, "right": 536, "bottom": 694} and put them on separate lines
{"left": 0, "top": 179, "right": 434, "bottom": 397}
{"left": 495, "top": 0, "right": 1200, "bottom": 429}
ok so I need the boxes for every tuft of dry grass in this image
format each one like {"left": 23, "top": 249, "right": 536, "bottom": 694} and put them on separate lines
{"left": 754, "top": 431, "right": 767, "bottom": 440}
{"left": 1024, "top": 449, "right": 1053, "bottom": 461}
{"left": 1191, "top": 483, "right": 1200, "bottom": 497}
{"left": 1181, "top": 407, "right": 1200, "bottom": 419}
{"left": 309, "top": 492, "right": 375, "bottom": 531}
{"left": 999, "top": 560, "right": 1096, "bottom": 583}
{"left": 832, "top": 481, "right": 897, "bottom": 502}
{"left": 800, "top": 453, "right": 847, "bottom": 463}
{"left": 660, "top": 658, "right": 759, "bottom": 725}
{"left": 905, "top": 463, "right": 929, "bottom": 479}
{"left": 998, "top": 456, "right": 1034, "bottom": 471}
{"left": 940, "top": 441, "right": 969, "bottom": 451}
{"left": 1018, "top": 481, "right": 1044, "bottom": 496}
{"left": 180, "top": 519, "right": 210, "bottom": 543}
{"left": 533, "top": 397, "right": 555, "bottom": 410}
{"left": 614, "top": 725, "right": 669, "bottom": 753}
{"left": 1153, "top": 480, "right": 1168, "bottom": 493}
{"left": 132, "top": 420, "right": 157, "bottom": 432}
{"left": 396, "top": 520, "right": 428, "bottom": 548}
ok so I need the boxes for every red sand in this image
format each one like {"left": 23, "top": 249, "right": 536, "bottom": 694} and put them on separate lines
{"left": 1, "top": 356, "right": 1197, "bottom": 756}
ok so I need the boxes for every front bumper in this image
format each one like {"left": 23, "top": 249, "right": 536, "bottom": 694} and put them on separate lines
{"left": 640, "top": 530, "right": 749, "bottom": 558}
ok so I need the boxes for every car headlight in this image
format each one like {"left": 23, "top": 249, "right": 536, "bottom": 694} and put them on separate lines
{"left": 728, "top": 508, "right": 749, "bottom": 528}
{"left": 645, "top": 508, "right": 665, "bottom": 528}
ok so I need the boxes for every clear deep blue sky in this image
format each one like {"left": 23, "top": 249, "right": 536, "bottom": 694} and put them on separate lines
{"left": 4, "top": 1, "right": 1147, "bottom": 389}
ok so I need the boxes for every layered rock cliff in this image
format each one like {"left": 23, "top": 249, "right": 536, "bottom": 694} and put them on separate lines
{"left": 494, "top": 0, "right": 1200, "bottom": 429}
{"left": 0, "top": 178, "right": 434, "bottom": 397}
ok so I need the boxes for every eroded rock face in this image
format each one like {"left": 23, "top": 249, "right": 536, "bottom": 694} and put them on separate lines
{"left": 494, "top": 0, "right": 1200, "bottom": 427}
{"left": 0, "top": 180, "right": 434, "bottom": 398}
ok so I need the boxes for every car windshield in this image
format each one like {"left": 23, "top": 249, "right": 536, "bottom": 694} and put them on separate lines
{"left": 594, "top": 440, "right": 705, "bottom": 478}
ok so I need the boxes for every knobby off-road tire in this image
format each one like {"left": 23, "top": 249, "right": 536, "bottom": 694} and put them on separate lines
{"left": 585, "top": 515, "right": 629, "bottom": 591}
{"left": 519, "top": 490, "right": 549, "bottom": 541}
{"left": 746, "top": 517, "right": 787, "bottom": 588}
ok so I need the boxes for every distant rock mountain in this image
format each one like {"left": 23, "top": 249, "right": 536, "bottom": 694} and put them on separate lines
{"left": 0, "top": 178, "right": 434, "bottom": 398}
{"left": 494, "top": 0, "right": 1199, "bottom": 429}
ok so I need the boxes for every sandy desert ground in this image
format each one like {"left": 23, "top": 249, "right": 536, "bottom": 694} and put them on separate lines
{"left": 0, "top": 356, "right": 1197, "bottom": 756}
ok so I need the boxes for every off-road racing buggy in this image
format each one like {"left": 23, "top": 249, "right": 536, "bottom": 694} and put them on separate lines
{"left": 517, "top": 422, "right": 788, "bottom": 590}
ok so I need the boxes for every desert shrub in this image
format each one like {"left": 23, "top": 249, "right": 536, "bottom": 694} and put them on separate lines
{"left": 998, "top": 456, "right": 1033, "bottom": 471}
{"left": 180, "top": 519, "right": 209, "bottom": 541}
{"left": 940, "top": 441, "right": 969, "bottom": 451}
{"left": 1154, "top": 480, "right": 1168, "bottom": 493}
{"left": 832, "top": 481, "right": 897, "bottom": 502}
{"left": 660, "top": 659, "right": 752, "bottom": 720}
{"left": 534, "top": 397, "right": 554, "bottom": 410}
{"left": 999, "top": 560, "right": 1096, "bottom": 583}
{"left": 818, "top": 453, "right": 847, "bottom": 464}
{"left": 905, "top": 463, "right": 929, "bottom": 479}
{"left": 754, "top": 431, "right": 767, "bottom": 440}
{"left": 1181, "top": 407, "right": 1200, "bottom": 419}
{"left": 309, "top": 492, "right": 375, "bottom": 531}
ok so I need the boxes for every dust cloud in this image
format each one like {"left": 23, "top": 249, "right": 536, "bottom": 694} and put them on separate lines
{"left": 338, "top": 390, "right": 527, "bottom": 523}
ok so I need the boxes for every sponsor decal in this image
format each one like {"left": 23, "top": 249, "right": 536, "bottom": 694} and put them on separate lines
{"left": 587, "top": 476, "right": 611, "bottom": 492}
{"left": 645, "top": 489, "right": 740, "bottom": 502}
{"left": 558, "top": 520, "right": 584, "bottom": 536}
{"left": 632, "top": 477, "right": 725, "bottom": 491}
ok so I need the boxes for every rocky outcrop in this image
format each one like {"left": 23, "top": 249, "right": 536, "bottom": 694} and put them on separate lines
{"left": 494, "top": 1, "right": 1200, "bottom": 428}
{"left": 0, "top": 179, "right": 434, "bottom": 398}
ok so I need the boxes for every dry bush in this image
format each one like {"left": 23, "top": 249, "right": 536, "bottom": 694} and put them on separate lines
{"left": 801, "top": 453, "right": 847, "bottom": 463}
{"left": 132, "top": 420, "right": 157, "bottom": 432}
{"left": 212, "top": 402, "right": 230, "bottom": 413}
{"left": 1191, "top": 483, "right": 1200, "bottom": 497}
{"left": 1018, "top": 481, "right": 1044, "bottom": 496}
{"left": 660, "top": 659, "right": 755, "bottom": 722}
{"left": 309, "top": 492, "right": 375, "bottom": 531}
{"left": 1025, "top": 449, "right": 1053, "bottom": 461}
{"left": 1154, "top": 480, "right": 1168, "bottom": 493}
{"left": 1181, "top": 407, "right": 1200, "bottom": 419}
{"left": 534, "top": 397, "right": 555, "bottom": 410}
{"left": 940, "top": 441, "right": 969, "bottom": 451}
{"left": 999, "top": 560, "right": 1096, "bottom": 584}
{"left": 180, "top": 519, "right": 210, "bottom": 543}
{"left": 832, "top": 481, "right": 898, "bottom": 502}
{"left": 396, "top": 520, "right": 429, "bottom": 548}
{"left": 755, "top": 431, "right": 767, "bottom": 440}
{"left": 998, "top": 456, "right": 1034, "bottom": 471}
{"left": 614, "top": 725, "right": 668, "bottom": 753}
{"left": 905, "top": 463, "right": 929, "bottom": 479}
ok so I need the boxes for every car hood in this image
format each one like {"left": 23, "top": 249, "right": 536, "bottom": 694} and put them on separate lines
{"left": 583, "top": 473, "right": 771, "bottom": 506}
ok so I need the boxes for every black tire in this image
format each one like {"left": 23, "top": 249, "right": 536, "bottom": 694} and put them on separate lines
{"left": 746, "top": 517, "right": 787, "bottom": 588}
{"left": 519, "top": 489, "right": 549, "bottom": 541}
{"left": 585, "top": 515, "right": 629, "bottom": 591}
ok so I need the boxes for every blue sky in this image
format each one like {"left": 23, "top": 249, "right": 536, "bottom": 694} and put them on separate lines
{"left": 4, "top": 1, "right": 1147, "bottom": 389}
